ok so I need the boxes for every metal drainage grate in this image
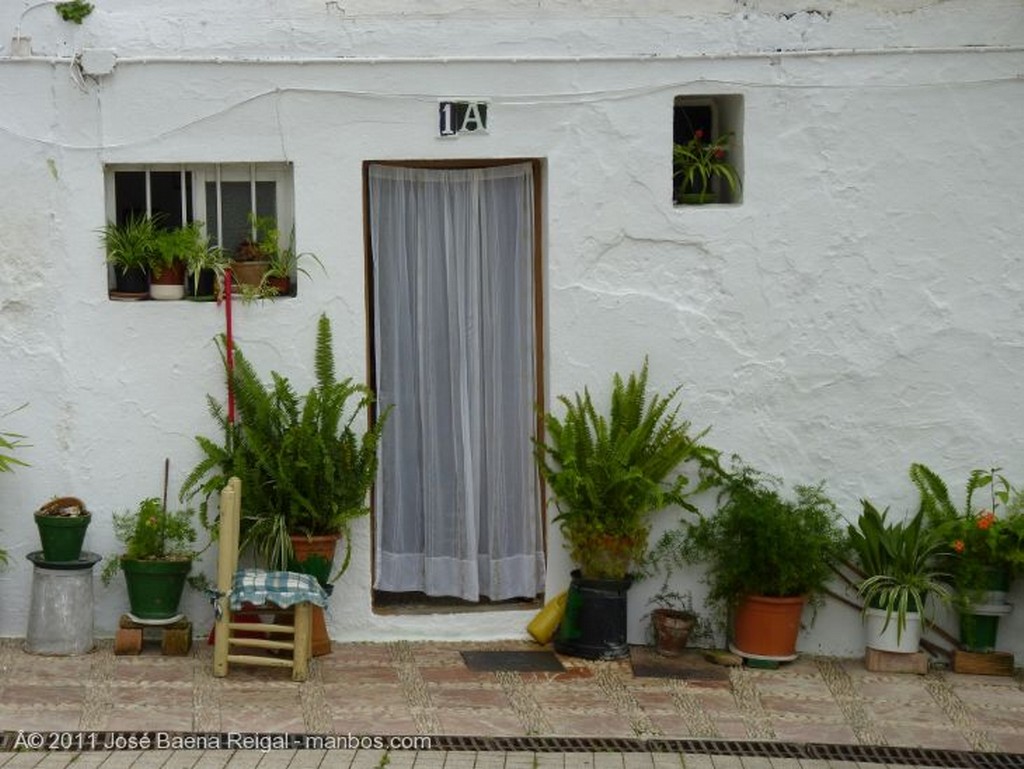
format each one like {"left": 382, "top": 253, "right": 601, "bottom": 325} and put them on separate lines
{"left": 433, "top": 736, "right": 1024, "bottom": 767}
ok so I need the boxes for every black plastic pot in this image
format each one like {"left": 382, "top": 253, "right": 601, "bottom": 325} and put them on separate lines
{"left": 113, "top": 266, "right": 149, "bottom": 294}
{"left": 554, "top": 570, "right": 632, "bottom": 660}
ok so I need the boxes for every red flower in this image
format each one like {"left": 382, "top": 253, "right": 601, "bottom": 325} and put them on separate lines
{"left": 977, "top": 510, "right": 996, "bottom": 530}
{"left": 693, "top": 129, "right": 704, "bottom": 140}
{"left": 953, "top": 539, "right": 965, "bottom": 553}
{"left": 714, "top": 148, "right": 726, "bottom": 159}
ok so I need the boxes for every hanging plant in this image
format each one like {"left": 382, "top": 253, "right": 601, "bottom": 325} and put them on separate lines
{"left": 55, "top": 1, "right": 94, "bottom": 24}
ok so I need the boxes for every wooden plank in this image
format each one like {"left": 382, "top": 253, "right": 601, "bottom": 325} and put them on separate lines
{"left": 952, "top": 649, "right": 1014, "bottom": 676}
{"left": 864, "top": 647, "right": 928, "bottom": 674}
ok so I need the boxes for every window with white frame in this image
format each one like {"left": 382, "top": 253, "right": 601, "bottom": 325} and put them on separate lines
{"left": 103, "top": 163, "right": 296, "bottom": 296}
{"left": 673, "top": 95, "right": 743, "bottom": 206}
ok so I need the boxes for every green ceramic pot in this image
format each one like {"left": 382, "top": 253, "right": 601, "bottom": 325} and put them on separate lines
{"left": 121, "top": 558, "right": 191, "bottom": 620}
{"left": 34, "top": 509, "right": 91, "bottom": 562}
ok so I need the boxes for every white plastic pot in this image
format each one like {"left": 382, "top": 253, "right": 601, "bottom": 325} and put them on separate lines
{"left": 864, "top": 607, "right": 921, "bottom": 654}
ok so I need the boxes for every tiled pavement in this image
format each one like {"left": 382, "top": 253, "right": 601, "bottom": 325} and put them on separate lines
{"left": 0, "top": 638, "right": 1022, "bottom": 768}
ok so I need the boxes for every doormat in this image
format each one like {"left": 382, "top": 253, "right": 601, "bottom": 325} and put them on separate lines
{"left": 629, "top": 646, "right": 730, "bottom": 681}
{"left": 460, "top": 650, "right": 565, "bottom": 672}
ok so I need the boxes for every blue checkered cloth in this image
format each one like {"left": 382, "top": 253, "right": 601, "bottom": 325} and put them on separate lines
{"left": 230, "top": 568, "right": 330, "bottom": 610}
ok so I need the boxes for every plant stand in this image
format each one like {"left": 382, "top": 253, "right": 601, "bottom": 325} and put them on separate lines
{"left": 25, "top": 551, "right": 101, "bottom": 656}
{"left": 114, "top": 614, "right": 193, "bottom": 656}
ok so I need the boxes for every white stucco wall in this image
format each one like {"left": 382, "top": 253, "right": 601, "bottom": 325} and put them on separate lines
{"left": 1, "top": 0, "right": 1023, "bottom": 659}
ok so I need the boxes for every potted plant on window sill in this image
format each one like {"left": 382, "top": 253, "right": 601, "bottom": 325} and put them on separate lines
{"left": 534, "top": 358, "right": 721, "bottom": 660}
{"left": 180, "top": 313, "right": 390, "bottom": 654}
{"left": 673, "top": 130, "right": 741, "bottom": 206}
{"left": 183, "top": 229, "right": 229, "bottom": 301}
{"left": 669, "top": 458, "right": 847, "bottom": 661}
{"left": 149, "top": 223, "right": 202, "bottom": 301}
{"left": 101, "top": 215, "right": 159, "bottom": 299}
{"left": 100, "top": 497, "right": 201, "bottom": 622}
{"left": 230, "top": 213, "right": 278, "bottom": 291}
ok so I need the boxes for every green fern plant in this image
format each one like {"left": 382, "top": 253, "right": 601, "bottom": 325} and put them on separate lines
{"left": 534, "top": 359, "right": 721, "bottom": 580}
{"left": 180, "top": 314, "right": 389, "bottom": 577}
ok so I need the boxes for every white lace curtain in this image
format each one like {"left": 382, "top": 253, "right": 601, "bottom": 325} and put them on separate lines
{"left": 369, "top": 163, "right": 545, "bottom": 601}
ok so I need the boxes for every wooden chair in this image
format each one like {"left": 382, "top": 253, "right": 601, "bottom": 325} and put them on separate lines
{"left": 212, "top": 477, "right": 328, "bottom": 682}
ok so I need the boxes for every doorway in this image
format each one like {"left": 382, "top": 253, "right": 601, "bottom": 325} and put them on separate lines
{"left": 366, "top": 160, "right": 545, "bottom": 605}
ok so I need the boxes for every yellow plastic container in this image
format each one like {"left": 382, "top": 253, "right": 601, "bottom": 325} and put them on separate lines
{"left": 527, "top": 591, "right": 568, "bottom": 644}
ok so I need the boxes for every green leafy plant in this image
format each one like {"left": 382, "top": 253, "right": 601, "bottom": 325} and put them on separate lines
{"left": 233, "top": 213, "right": 324, "bottom": 299}
{"left": 101, "top": 497, "right": 199, "bottom": 585}
{"left": 0, "top": 405, "right": 29, "bottom": 475}
{"left": 262, "top": 244, "right": 324, "bottom": 287}
{"left": 673, "top": 129, "right": 741, "bottom": 203}
{"left": 848, "top": 501, "right": 952, "bottom": 643}
{"left": 671, "top": 458, "right": 847, "bottom": 614}
{"left": 55, "top": 1, "right": 93, "bottom": 23}
{"left": 534, "top": 359, "right": 721, "bottom": 580}
{"left": 0, "top": 405, "right": 29, "bottom": 569}
{"left": 151, "top": 221, "right": 218, "bottom": 281}
{"left": 911, "top": 463, "right": 1024, "bottom": 605}
{"left": 180, "top": 314, "right": 389, "bottom": 578}
{"left": 101, "top": 215, "right": 159, "bottom": 274}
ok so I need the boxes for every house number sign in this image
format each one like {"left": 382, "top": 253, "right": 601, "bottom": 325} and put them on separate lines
{"left": 439, "top": 101, "right": 488, "bottom": 137}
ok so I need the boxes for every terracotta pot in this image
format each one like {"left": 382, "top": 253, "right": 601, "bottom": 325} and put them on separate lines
{"left": 289, "top": 533, "right": 339, "bottom": 657}
{"left": 732, "top": 594, "right": 806, "bottom": 659}
{"left": 230, "top": 260, "right": 269, "bottom": 287}
{"left": 265, "top": 276, "right": 291, "bottom": 296}
{"left": 651, "top": 608, "right": 695, "bottom": 657}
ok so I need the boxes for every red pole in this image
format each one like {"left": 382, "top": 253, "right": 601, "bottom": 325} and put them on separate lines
{"left": 224, "top": 267, "right": 235, "bottom": 425}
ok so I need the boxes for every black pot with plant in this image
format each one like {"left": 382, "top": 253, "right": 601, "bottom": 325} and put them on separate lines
{"left": 534, "top": 358, "right": 720, "bottom": 659}
{"left": 101, "top": 215, "right": 159, "bottom": 297}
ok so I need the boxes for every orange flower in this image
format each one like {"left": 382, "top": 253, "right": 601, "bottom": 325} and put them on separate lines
{"left": 953, "top": 539, "right": 965, "bottom": 553}
{"left": 977, "top": 510, "right": 996, "bottom": 530}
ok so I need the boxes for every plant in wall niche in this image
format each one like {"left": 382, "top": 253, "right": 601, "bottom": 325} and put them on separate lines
{"left": 673, "top": 130, "right": 741, "bottom": 204}
{"left": 55, "top": 1, "right": 93, "bottom": 23}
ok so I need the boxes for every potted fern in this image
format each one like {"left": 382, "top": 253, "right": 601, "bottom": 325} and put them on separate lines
{"left": 534, "top": 359, "right": 720, "bottom": 659}
{"left": 181, "top": 313, "right": 389, "bottom": 580}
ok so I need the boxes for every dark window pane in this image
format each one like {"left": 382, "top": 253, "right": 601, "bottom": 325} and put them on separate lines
{"left": 674, "top": 104, "right": 713, "bottom": 145}
{"left": 206, "top": 181, "right": 277, "bottom": 254}
{"left": 149, "top": 171, "right": 193, "bottom": 228}
{"left": 113, "top": 171, "right": 146, "bottom": 225}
